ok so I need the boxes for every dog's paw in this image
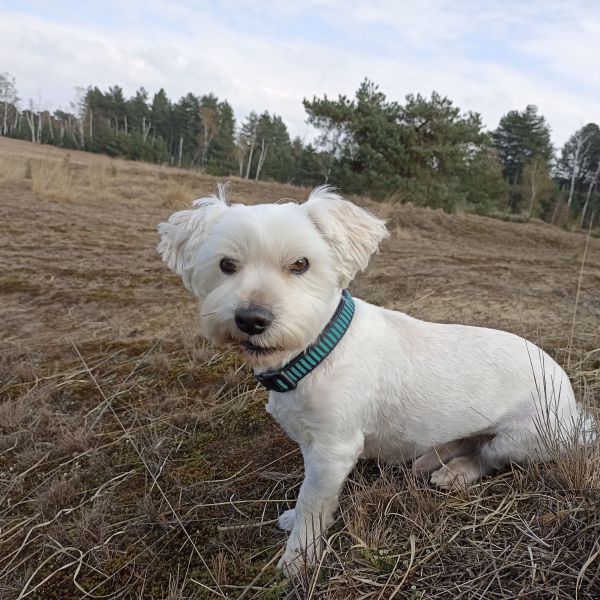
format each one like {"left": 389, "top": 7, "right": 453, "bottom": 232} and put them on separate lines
{"left": 430, "top": 456, "right": 481, "bottom": 490}
{"left": 277, "top": 546, "right": 309, "bottom": 578}
{"left": 430, "top": 465, "right": 461, "bottom": 490}
{"left": 412, "top": 452, "right": 441, "bottom": 478}
{"left": 277, "top": 534, "right": 322, "bottom": 577}
{"left": 278, "top": 508, "right": 296, "bottom": 532}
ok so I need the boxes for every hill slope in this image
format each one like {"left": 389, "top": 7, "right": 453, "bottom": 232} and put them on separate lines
{"left": 1, "top": 137, "right": 599, "bottom": 598}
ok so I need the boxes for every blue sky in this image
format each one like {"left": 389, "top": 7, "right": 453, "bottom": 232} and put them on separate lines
{"left": 1, "top": 0, "right": 599, "bottom": 147}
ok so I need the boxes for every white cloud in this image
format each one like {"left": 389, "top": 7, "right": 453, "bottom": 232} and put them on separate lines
{"left": 0, "top": 1, "right": 598, "bottom": 148}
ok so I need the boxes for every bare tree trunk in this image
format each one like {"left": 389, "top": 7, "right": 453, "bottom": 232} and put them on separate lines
{"left": 580, "top": 161, "right": 600, "bottom": 228}
{"left": 507, "top": 168, "right": 520, "bottom": 211}
{"left": 47, "top": 113, "right": 54, "bottom": 140}
{"left": 255, "top": 138, "right": 268, "bottom": 181}
{"left": 25, "top": 111, "right": 35, "bottom": 143}
{"left": 568, "top": 132, "right": 588, "bottom": 207}
{"left": 89, "top": 108, "right": 93, "bottom": 140}
{"left": 177, "top": 136, "right": 184, "bottom": 167}
{"left": 142, "top": 117, "right": 151, "bottom": 141}
{"left": 236, "top": 147, "right": 245, "bottom": 177}
{"left": 2, "top": 103, "right": 7, "bottom": 135}
{"left": 245, "top": 137, "right": 256, "bottom": 179}
{"left": 77, "top": 117, "right": 85, "bottom": 148}
{"left": 527, "top": 162, "right": 538, "bottom": 218}
{"left": 123, "top": 115, "right": 128, "bottom": 135}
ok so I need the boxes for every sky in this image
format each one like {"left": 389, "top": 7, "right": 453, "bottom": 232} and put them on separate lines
{"left": 1, "top": 0, "right": 599, "bottom": 149}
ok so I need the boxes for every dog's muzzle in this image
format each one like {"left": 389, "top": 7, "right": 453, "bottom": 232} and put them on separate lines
{"left": 234, "top": 304, "right": 273, "bottom": 336}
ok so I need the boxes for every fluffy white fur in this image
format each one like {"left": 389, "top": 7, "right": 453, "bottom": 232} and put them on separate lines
{"left": 157, "top": 186, "right": 589, "bottom": 577}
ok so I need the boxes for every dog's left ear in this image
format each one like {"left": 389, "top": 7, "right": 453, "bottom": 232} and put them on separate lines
{"left": 303, "top": 186, "right": 389, "bottom": 287}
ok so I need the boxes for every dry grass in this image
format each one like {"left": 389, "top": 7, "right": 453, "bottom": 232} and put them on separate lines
{"left": 30, "top": 157, "right": 74, "bottom": 201}
{"left": 162, "top": 181, "right": 202, "bottom": 209}
{"left": 0, "top": 136, "right": 599, "bottom": 599}
{"left": 0, "top": 156, "right": 25, "bottom": 185}
{"left": 85, "top": 157, "right": 118, "bottom": 190}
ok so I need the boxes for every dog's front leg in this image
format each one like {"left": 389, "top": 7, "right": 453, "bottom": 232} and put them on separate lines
{"left": 278, "top": 434, "right": 363, "bottom": 576}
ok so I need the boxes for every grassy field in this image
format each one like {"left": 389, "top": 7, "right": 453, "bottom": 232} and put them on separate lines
{"left": 1, "top": 136, "right": 599, "bottom": 599}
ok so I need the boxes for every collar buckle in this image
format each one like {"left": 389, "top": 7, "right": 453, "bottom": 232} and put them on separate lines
{"left": 254, "top": 370, "right": 297, "bottom": 393}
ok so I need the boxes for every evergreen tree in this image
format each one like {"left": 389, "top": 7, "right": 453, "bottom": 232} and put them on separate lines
{"left": 492, "top": 105, "right": 553, "bottom": 211}
{"left": 206, "top": 100, "right": 236, "bottom": 175}
{"left": 150, "top": 89, "right": 173, "bottom": 154}
{"left": 290, "top": 138, "right": 328, "bottom": 187}
{"left": 5, "top": 72, "right": 596, "bottom": 225}
{"left": 126, "top": 88, "right": 151, "bottom": 136}
{"left": 305, "top": 79, "right": 507, "bottom": 211}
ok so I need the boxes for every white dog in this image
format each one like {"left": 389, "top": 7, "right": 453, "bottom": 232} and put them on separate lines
{"left": 158, "top": 185, "right": 587, "bottom": 576}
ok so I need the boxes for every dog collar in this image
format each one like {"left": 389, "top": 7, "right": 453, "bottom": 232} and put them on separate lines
{"left": 254, "top": 290, "right": 355, "bottom": 393}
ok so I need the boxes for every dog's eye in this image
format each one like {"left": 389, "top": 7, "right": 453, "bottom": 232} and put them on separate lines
{"left": 288, "top": 258, "right": 309, "bottom": 274}
{"left": 219, "top": 257, "right": 238, "bottom": 274}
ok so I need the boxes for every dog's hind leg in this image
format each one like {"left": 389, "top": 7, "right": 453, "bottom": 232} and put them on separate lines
{"left": 412, "top": 440, "right": 471, "bottom": 478}
{"left": 477, "top": 417, "right": 556, "bottom": 470}
{"left": 428, "top": 421, "right": 555, "bottom": 489}
{"left": 430, "top": 454, "right": 492, "bottom": 489}
{"left": 412, "top": 433, "right": 494, "bottom": 478}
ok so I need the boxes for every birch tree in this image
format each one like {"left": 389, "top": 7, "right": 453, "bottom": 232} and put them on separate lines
{"left": 566, "top": 129, "right": 589, "bottom": 207}
{"left": 521, "top": 155, "right": 554, "bottom": 218}
{"left": 24, "top": 98, "right": 43, "bottom": 143}
{"left": 0, "top": 72, "right": 18, "bottom": 136}
{"left": 255, "top": 137, "right": 268, "bottom": 180}
{"left": 580, "top": 160, "right": 600, "bottom": 228}
{"left": 142, "top": 116, "right": 151, "bottom": 141}
{"left": 71, "top": 87, "right": 91, "bottom": 149}
{"left": 234, "top": 133, "right": 247, "bottom": 177}
{"left": 199, "top": 104, "right": 218, "bottom": 167}
{"left": 240, "top": 112, "right": 259, "bottom": 179}
{"left": 558, "top": 124, "right": 600, "bottom": 220}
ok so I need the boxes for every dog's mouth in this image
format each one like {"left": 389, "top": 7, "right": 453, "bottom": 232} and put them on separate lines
{"left": 240, "top": 340, "right": 279, "bottom": 356}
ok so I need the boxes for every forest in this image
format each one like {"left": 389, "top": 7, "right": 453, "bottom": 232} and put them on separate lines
{"left": 1, "top": 73, "right": 598, "bottom": 226}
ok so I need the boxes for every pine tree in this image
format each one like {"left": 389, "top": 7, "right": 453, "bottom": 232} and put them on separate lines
{"left": 492, "top": 105, "right": 553, "bottom": 211}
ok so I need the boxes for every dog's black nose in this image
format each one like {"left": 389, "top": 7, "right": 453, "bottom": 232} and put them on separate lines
{"left": 234, "top": 305, "right": 273, "bottom": 336}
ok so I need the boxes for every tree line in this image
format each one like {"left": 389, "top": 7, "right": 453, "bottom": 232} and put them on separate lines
{"left": 1, "top": 73, "right": 598, "bottom": 227}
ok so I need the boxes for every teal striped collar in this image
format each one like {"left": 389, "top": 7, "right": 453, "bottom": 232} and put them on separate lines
{"left": 254, "top": 290, "right": 355, "bottom": 393}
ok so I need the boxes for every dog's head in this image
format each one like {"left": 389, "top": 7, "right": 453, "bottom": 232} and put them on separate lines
{"left": 157, "top": 185, "right": 388, "bottom": 369}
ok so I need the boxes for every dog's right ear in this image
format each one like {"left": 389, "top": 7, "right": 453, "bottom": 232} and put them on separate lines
{"left": 157, "top": 189, "right": 228, "bottom": 291}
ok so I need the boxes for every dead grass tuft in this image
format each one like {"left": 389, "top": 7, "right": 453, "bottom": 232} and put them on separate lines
{"left": 0, "top": 156, "right": 25, "bottom": 184}
{"left": 34, "top": 476, "right": 78, "bottom": 517}
{"left": 162, "top": 181, "right": 199, "bottom": 208}
{"left": 31, "top": 158, "right": 74, "bottom": 201}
